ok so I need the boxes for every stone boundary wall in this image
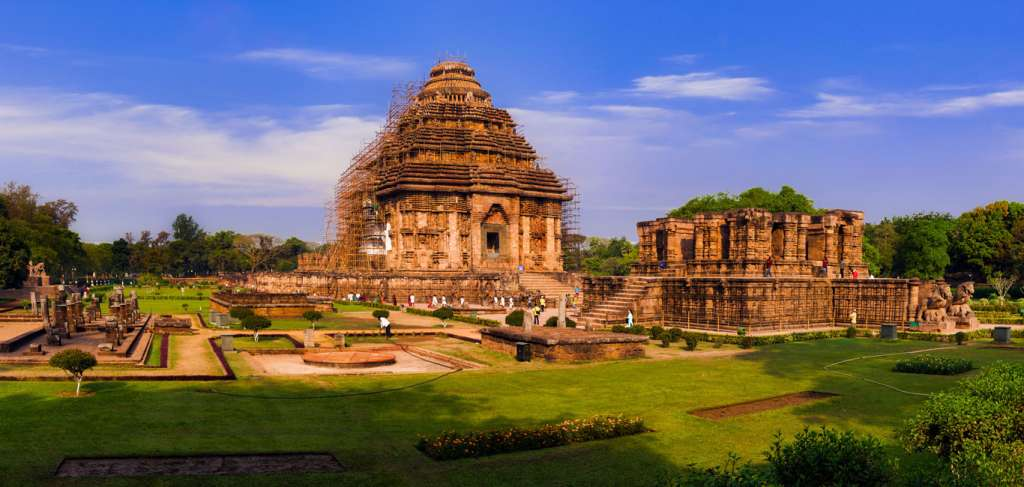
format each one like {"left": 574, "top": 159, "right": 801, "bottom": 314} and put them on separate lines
{"left": 240, "top": 272, "right": 520, "bottom": 303}
{"left": 584, "top": 276, "right": 914, "bottom": 332}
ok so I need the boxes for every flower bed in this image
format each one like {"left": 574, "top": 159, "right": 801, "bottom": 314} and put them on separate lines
{"left": 893, "top": 355, "right": 974, "bottom": 375}
{"left": 416, "top": 415, "right": 648, "bottom": 460}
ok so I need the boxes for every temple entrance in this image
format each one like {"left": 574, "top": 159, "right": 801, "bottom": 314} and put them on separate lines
{"left": 481, "top": 204, "right": 509, "bottom": 262}
{"left": 655, "top": 229, "right": 668, "bottom": 263}
{"left": 771, "top": 223, "right": 785, "bottom": 259}
{"left": 720, "top": 225, "right": 731, "bottom": 260}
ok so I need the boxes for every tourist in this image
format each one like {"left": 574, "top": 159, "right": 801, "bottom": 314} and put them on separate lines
{"left": 821, "top": 257, "right": 829, "bottom": 278}
{"left": 409, "top": 294, "right": 416, "bottom": 306}
{"left": 849, "top": 309, "right": 858, "bottom": 325}
{"left": 430, "top": 296, "right": 437, "bottom": 308}
{"left": 532, "top": 305, "right": 541, "bottom": 325}
{"left": 852, "top": 269, "right": 859, "bottom": 279}
{"left": 539, "top": 296, "right": 546, "bottom": 312}
{"left": 839, "top": 260, "right": 846, "bottom": 278}
{"left": 626, "top": 310, "right": 634, "bottom": 328}
{"left": 764, "top": 256, "right": 773, "bottom": 277}
{"left": 380, "top": 314, "right": 391, "bottom": 339}
{"left": 459, "top": 297, "right": 465, "bottom": 307}
{"left": 392, "top": 295, "right": 398, "bottom": 306}
{"left": 500, "top": 296, "right": 506, "bottom": 307}
{"left": 441, "top": 296, "right": 447, "bottom": 306}
{"left": 493, "top": 296, "right": 499, "bottom": 306}
{"left": 509, "top": 297, "right": 514, "bottom": 309}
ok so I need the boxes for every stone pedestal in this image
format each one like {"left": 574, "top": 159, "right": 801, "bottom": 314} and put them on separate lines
{"left": 221, "top": 335, "right": 234, "bottom": 352}
{"left": 557, "top": 295, "right": 567, "bottom": 328}
{"left": 304, "top": 328, "right": 316, "bottom": 348}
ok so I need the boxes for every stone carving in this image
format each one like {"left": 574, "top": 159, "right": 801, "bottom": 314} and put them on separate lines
{"left": 947, "top": 281, "right": 979, "bottom": 324}
{"left": 26, "top": 261, "right": 50, "bottom": 287}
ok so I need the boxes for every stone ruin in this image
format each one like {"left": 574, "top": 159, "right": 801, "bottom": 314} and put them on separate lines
{"left": 103, "top": 287, "right": 140, "bottom": 348}
{"left": 583, "top": 208, "right": 981, "bottom": 334}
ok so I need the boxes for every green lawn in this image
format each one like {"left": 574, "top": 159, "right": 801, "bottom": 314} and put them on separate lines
{"left": 1, "top": 338, "right": 1021, "bottom": 486}
{"left": 230, "top": 336, "right": 296, "bottom": 350}
{"left": 145, "top": 334, "right": 165, "bottom": 366}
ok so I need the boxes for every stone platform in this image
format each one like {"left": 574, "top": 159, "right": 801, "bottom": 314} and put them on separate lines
{"left": 302, "top": 351, "right": 397, "bottom": 369}
{"left": 480, "top": 327, "right": 647, "bottom": 362}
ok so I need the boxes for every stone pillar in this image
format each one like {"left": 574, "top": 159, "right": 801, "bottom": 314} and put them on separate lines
{"left": 557, "top": 295, "right": 567, "bottom": 328}
{"left": 30, "top": 292, "right": 37, "bottom": 316}
{"left": 304, "top": 328, "right": 315, "bottom": 348}
{"left": 524, "top": 308, "right": 534, "bottom": 331}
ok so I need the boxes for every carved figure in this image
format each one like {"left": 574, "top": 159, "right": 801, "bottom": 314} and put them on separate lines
{"left": 915, "top": 280, "right": 952, "bottom": 323}
{"left": 947, "top": 281, "right": 976, "bottom": 320}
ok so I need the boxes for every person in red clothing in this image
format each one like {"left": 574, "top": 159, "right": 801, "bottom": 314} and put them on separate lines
{"left": 764, "top": 256, "right": 774, "bottom": 277}
{"left": 821, "top": 257, "right": 829, "bottom": 278}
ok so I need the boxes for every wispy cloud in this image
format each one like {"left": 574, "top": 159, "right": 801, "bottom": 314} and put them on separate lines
{"left": 0, "top": 88, "right": 380, "bottom": 206}
{"left": 237, "top": 48, "right": 414, "bottom": 80}
{"left": 662, "top": 53, "right": 700, "bottom": 65}
{"left": 632, "top": 72, "right": 773, "bottom": 100}
{"left": 0, "top": 43, "right": 49, "bottom": 56}
{"left": 785, "top": 87, "right": 1024, "bottom": 118}
{"left": 529, "top": 90, "right": 579, "bottom": 104}
{"left": 589, "top": 105, "right": 673, "bottom": 118}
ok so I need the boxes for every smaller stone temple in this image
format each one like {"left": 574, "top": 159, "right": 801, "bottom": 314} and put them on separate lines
{"left": 633, "top": 209, "right": 867, "bottom": 278}
{"left": 582, "top": 207, "right": 978, "bottom": 334}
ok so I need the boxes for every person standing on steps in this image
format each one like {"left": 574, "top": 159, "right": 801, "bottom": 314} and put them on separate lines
{"left": 626, "top": 310, "right": 634, "bottom": 328}
{"left": 764, "top": 255, "right": 773, "bottom": 277}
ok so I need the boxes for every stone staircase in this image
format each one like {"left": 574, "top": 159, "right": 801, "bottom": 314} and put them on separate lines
{"left": 518, "top": 273, "right": 575, "bottom": 302}
{"left": 582, "top": 278, "right": 652, "bottom": 326}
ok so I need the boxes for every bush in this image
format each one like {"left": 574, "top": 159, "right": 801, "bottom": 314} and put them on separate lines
{"left": 739, "top": 336, "right": 755, "bottom": 349}
{"left": 766, "top": 427, "right": 896, "bottom": 487}
{"left": 667, "top": 327, "right": 683, "bottom": 343}
{"left": 611, "top": 324, "right": 646, "bottom": 335}
{"left": 846, "top": 326, "right": 858, "bottom": 338}
{"left": 955, "top": 331, "right": 967, "bottom": 346}
{"left": 543, "top": 316, "right": 577, "bottom": 328}
{"left": 505, "top": 309, "right": 524, "bottom": 327}
{"left": 648, "top": 325, "right": 665, "bottom": 339}
{"left": 302, "top": 310, "right": 323, "bottom": 329}
{"left": 659, "top": 333, "right": 671, "bottom": 348}
{"left": 416, "top": 415, "right": 647, "bottom": 460}
{"left": 432, "top": 306, "right": 454, "bottom": 321}
{"left": 893, "top": 355, "right": 974, "bottom": 375}
{"left": 676, "top": 453, "right": 771, "bottom": 487}
{"left": 372, "top": 309, "right": 390, "bottom": 319}
{"left": 684, "top": 335, "right": 699, "bottom": 351}
{"left": 241, "top": 315, "right": 271, "bottom": 341}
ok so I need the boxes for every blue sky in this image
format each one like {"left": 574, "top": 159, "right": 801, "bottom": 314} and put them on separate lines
{"left": 2, "top": 1, "right": 1022, "bottom": 243}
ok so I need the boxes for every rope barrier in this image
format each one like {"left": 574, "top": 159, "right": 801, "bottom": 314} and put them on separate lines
{"left": 822, "top": 345, "right": 958, "bottom": 397}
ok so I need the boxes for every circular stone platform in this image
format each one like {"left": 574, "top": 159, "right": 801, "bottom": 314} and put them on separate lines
{"left": 302, "top": 351, "right": 396, "bottom": 369}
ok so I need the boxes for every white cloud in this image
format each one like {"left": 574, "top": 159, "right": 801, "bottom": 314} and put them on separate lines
{"left": 237, "top": 48, "right": 414, "bottom": 80}
{"left": 529, "top": 90, "right": 579, "bottom": 104}
{"left": 662, "top": 54, "right": 700, "bottom": 65}
{"left": 786, "top": 87, "right": 1024, "bottom": 118}
{"left": 589, "top": 105, "right": 673, "bottom": 118}
{"left": 0, "top": 43, "right": 49, "bottom": 56}
{"left": 632, "top": 72, "right": 773, "bottom": 100}
{"left": 0, "top": 88, "right": 380, "bottom": 206}
{"left": 929, "top": 89, "right": 1024, "bottom": 115}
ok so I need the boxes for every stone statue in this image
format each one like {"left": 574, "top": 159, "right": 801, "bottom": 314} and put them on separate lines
{"left": 915, "top": 281, "right": 952, "bottom": 323}
{"left": 948, "top": 281, "right": 978, "bottom": 322}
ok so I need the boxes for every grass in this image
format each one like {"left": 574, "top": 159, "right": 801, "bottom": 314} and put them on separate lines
{"left": 1, "top": 338, "right": 1022, "bottom": 486}
{"left": 145, "top": 334, "right": 165, "bottom": 367}
{"left": 230, "top": 336, "right": 296, "bottom": 350}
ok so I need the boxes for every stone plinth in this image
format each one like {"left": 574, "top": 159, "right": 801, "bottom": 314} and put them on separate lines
{"left": 480, "top": 327, "right": 647, "bottom": 362}
{"left": 209, "top": 291, "right": 332, "bottom": 319}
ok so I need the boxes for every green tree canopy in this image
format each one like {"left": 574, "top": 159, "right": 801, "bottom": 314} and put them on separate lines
{"left": 581, "top": 237, "right": 637, "bottom": 276}
{"left": 668, "top": 185, "right": 819, "bottom": 218}
{"left": 0, "top": 219, "right": 31, "bottom": 288}
{"left": 949, "top": 201, "right": 1024, "bottom": 280}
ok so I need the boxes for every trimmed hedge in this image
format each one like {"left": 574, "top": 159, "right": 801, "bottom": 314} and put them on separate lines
{"left": 416, "top": 415, "right": 647, "bottom": 460}
{"left": 766, "top": 427, "right": 896, "bottom": 486}
{"left": 404, "top": 307, "right": 500, "bottom": 327}
{"left": 338, "top": 299, "right": 400, "bottom": 311}
{"left": 893, "top": 355, "right": 974, "bottom": 375}
{"left": 543, "top": 316, "right": 577, "bottom": 328}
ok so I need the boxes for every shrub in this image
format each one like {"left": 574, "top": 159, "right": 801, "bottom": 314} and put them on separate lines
{"left": 543, "top": 316, "right": 577, "bottom": 328}
{"left": 712, "top": 336, "right": 724, "bottom": 349}
{"left": 667, "top": 327, "right": 683, "bottom": 342}
{"left": 659, "top": 333, "right": 671, "bottom": 348}
{"left": 648, "top": 325, "right": 665, "bottom": 339}
{"left": 611, "top": 324, "right": 646, "bottom": 335}
{"left": 736, "top": 327, "right": 747, "bottom": 337}
{"left": 684, "top": 335, "right": 699, "bottom": 351}
{"left": 900, "top": 362, "right": 1024, "bottom": 459}
{"left": 415, "top": 415, "right": 647, "bottom": 460}
{"left": 893, "top": 355, "right": 974, "bottom": 375}
{"left": 432, "top": 306, "right": 454, "bottom": 321}
{"left": 505, "top": 309, "right": 524, "bottom": 327}
{"left": 954, "top": 331, "right": 967, "bottom": 346}
{"left": 371, "top": 309, "right": 390, "bottom": 319}
{"left": 739, "top": 336, "right": 755, "bottom": 349}
{"left": 766, "top": 426, "right": 896, "bottom": 487}
{"left": 948, "top": 439, "right": 1024, "bottom": 486}
{"left": 676, "top": 453, "right": 771, "bottom": 487}
{"left": 48, "top": 349, "right": 98, "bottom": 397}
{"left": 846, "top": 326, "right": 858, "bottom": 338}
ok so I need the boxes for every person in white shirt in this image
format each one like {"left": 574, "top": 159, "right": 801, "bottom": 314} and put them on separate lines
{"left": 380, "top": 315, "right": 391, "bottom": 339}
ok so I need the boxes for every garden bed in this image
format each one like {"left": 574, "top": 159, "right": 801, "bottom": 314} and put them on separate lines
{"left": 689, "top": 391, "right": 838, "bottom": 420}
{"left": 55, "top": 452, "right": 345, "bottom": 477}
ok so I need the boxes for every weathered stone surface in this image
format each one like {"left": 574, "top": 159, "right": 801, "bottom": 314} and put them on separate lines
{"left": 480, "top": 327, "right": 647, "bottom": 361}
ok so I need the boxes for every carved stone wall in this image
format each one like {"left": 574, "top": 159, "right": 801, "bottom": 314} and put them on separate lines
{"left": 240, "top": 271, "right": 520, "bottom": 303}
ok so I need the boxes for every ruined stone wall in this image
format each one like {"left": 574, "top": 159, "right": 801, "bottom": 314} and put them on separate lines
{"left": 242, "top": 271, "right": 519, "bottom": 303}
{"left": 584, "top": 276, "right": 914, "bottom": 332}
{"left": 480, "top": 334, "right": 646, "bottom": 361}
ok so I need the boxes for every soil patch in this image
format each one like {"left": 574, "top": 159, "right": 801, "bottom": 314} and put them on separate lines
{"left": 689, "top": 391, "right": 838, "bottom": 420}
{"left": 55, "top": 452, "right": 345, "bottom": 477}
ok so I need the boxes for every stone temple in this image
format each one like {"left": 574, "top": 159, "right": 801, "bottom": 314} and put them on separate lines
{"left": 252, "top": 60, "right": 577, "bottom": 301}
{"left": 582, "top": 208, "right": 979, "bottom": 334}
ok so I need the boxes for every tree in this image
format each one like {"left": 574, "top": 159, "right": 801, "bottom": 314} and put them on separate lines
{"left": 110, "top": 238, "right": 131, "bottom": 275}
{"left": 668, "top": 185, "right": 818, "bottom": 219}
{"left": 241, "top": 315, "right": 271, "bottom": 342}
{"left": 864, "top": 221, "right": 898, "bottom": 276}
{"left": 0, "top": 220, "right": 30, "bottom": 288}
{"left": 229, "top": 307, "right": 255, "bottom": 322}
{"left": 581, "top": 237, "right": 637, "bottom": 276}
{"left": 303, "top": 310, "right": 323, "bottom": 330}
{"left": 39, "top": 199, "right": 78, "bottom": 228}
{"left": 989, "top": 273, "right": 1018, "bottom": 302}
{"left": 48, "top": 349, "right": 97, "bottom": 397}
{"left": 949, "top": 201, "right": 1024, "bottom": 279}
{"left": 234, "top": 234, "right": 277, "bottom": 273}
{"left": 172, "top": 214, "right": 203, "bottom": 242}
{"left": 892, "top": 213, "right": 955, "bottom": 279}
